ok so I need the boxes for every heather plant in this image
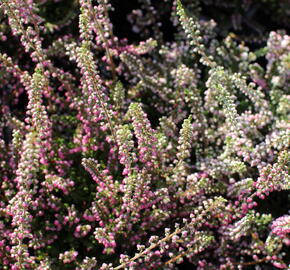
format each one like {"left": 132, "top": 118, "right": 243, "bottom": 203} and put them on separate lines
{"left": 0, "top": 0, "right": 289, "bottom": 269}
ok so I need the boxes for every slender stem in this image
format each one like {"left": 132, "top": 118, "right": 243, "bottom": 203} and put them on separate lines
{"left": 164, "top": 247, "right": 193, "bottom": 265}
{"left": 89, "top": 10, "right": 117, "bottom": 83}
{"left": 113, "top": 228, "right": 182, "bottom": 270}
{"left": 85, "top": 61, "right": 118, "bottom": 145}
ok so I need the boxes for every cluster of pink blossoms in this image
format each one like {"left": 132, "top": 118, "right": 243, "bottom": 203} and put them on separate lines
{"left": 0, "top": 0, "right": 289, "bottom": 269}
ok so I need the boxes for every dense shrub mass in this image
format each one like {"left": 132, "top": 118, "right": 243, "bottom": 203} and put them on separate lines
{"left": 0, "top": 0, "right": 289, "bottom": 269}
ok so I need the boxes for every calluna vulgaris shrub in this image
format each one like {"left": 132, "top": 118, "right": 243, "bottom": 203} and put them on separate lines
{"left": 0, "top": 0, "right": 289, "bottom": 269}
